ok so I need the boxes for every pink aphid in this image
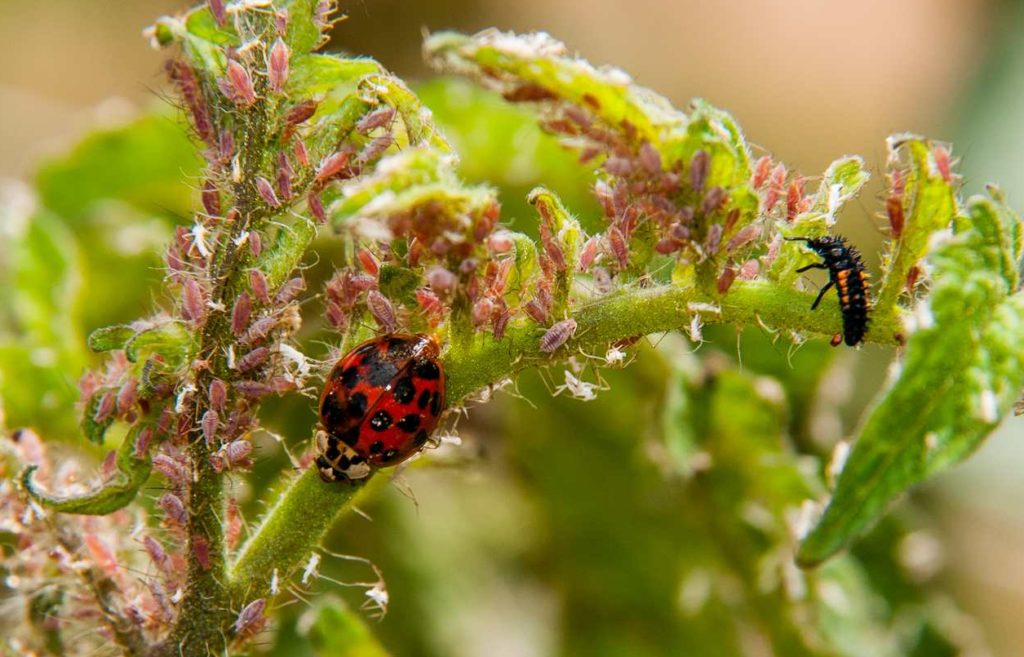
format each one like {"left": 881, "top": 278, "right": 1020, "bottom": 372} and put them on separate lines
{"left": 764, "top": 163, "right": 787, "bottom": 212}
{"left": 232, "top": 292, "right": 252, "bottom": 336}
{"left": 240, "top": 315, "right": 277, "bottom": 347}
{"left": 256, "top": 176, "right": 280, "bottom": 208}
{"left": 94, "top": 391, "right": 115, "bottom": 424}
{"left": 116, "top": 378, "right": 139, "bottom": 416}
{"left": 153, "top": 453, "right": 189, "bottom": 486}
{"left": 276, "top": 277, "right": 306, "bottom": 304}
{"left": 225, "top": 60, "right": 256, "bottom": 106}
{"left": 717, "top": 266, "right": 737, "bottom": 294}
{"left": 540, "top": 319, "right": 578, "bottom": 353}
{"left": 158, "top": 492, "right": 187, "bottom": 526}
{"left": 202, "top": 179, "right": 221, "bottom": 217}
{"left": 285, "top": 100, "right": 318, "bottom": 128}
{"left": 357, "top": 248, "right": 380, "bottom": 276}
{"left": 201, "top": 409, "right": 220, "bottom": 446}
{"left": 134, "top": 426, "right": 154, "bottom": 458}
{"left": 277, "top": 152, "right": 293, "bottom": 200}
{"left": 488, "top": 231, "right": 515, "bottom": 254}
{"left": 268, "top": 39, "right": 290, "bottom": 94}
{"left": 84, "top": 534, "right": 119, "bottom": 576}
{"left": 578, "top": 236, "right": 600, "bottom": 271}
{"left": 426, "top": 266, "right": 458, "bottom": 296}
{"left": 725, "top": 225, "right": 760, "bottom": 253}
{"left": 236, "top": 347, "right": 270, "bottom": 373}
{"left": 751, "top": 155, "right": 773, "bottom": 188}
{"left": 249, "top": 270, "right": 269, "bottom": 304}
{"left": 416, "top": 288, "right": 443, "bottom": 317}
{"left": 209, "top": 378, "right": 228, "bottom": 412}
{"left": 356, "top": 106, "right": 396, "bottom": 134}
{"left": 524, "top": 299, "right": 550, "bottom": 325}
{"left": 208, "top": 0, "right": 226, "bottom": 25}
{"left": 934, "top": 145, "right": 953, "bottom": 183}
{"left": 234, "top": 598, "right": 267, "bottom": 637}
{"left": 607, "top": 226, "right": 629, "bottom": 269}
{"left": 367, "top": 290, "right": 397, "bottom": 332}
{"left": 308, "top": 192, "right": 326, "bottom": 223}
{"left": 639, "top": 141, "right": 662, "bottom": 175}
{"left": 315, "top": 151, "right": 351, "bottom": 183}
{"left": 472, "top": 297, "right": 495, "bottom": 328}
{"left": 690, "top": 150, "right": 709, "bottom": 192}
{"left": 182, "top": 278, "right": 207, "bottom": 323}
{"left": 144, "top": 536, "right": 172, "bottom": 578}
{"left": 738, "top": 258, "right": 760, "bottom": 280}
{"left": 192, "top": 535, "right": 212, "bottom": 571}
{"left": 226, "top": 497, "right": 243, "bottom": 550}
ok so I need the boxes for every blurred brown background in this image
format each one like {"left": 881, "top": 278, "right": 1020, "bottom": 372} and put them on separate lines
{"left": 2, "top": 0, "right": 1023, "bottom": 653}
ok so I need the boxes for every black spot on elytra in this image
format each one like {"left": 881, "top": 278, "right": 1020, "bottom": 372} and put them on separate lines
{"left": 369, "top": 410, "right": 393, "bottom": 431}
{"left": 413, "top": 430, "right": 428, "bottom": 446}
{"left": 349, "top": 454, "right": 365, "bottom": 465}
{"left": 369, "top": 440, "right": 384, "bottom": 454}
{"left": 417, "top": 389, "right": 431, "bottom": 410}
{"left": 340, "top": 366, "right": 360, "bottom": 389}
{"left": 396, "top": 413, "right": 420, "bottom": 432}
{"left": 324, "top": 442, "right": 340, "bottom": 460}
{"left": 393, "top": 376, "right": 416, "bottom": 405}
{"left": 413, "top": 359, "right": 441, "bottom": 381}
{"left": 347, "top": 392, "right": 368, "bottom": 419}
{"left": 339, "top": 426, "right": 360, "bottom": 447}
{"left": 320, "top": 396, "right": 348, "bottom": 428}
{"left": 430, "top": 391, "right": 442, "bottom": 416}
{"left": 365, "top": 361, "right": 399, "bottom": 387}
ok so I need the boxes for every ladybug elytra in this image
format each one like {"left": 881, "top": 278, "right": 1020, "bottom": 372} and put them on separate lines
{"left": 316, "top": 334, "right": 446, "bottom": 483}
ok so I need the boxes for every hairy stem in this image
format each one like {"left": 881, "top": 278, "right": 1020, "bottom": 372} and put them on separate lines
{"left": 225, "top": 278, "right": 904, "bottom": 613}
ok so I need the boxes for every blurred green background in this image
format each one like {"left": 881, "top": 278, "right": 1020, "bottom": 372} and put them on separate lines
{"left": 2, "top": 0, "right": 1024, "bottom": 655}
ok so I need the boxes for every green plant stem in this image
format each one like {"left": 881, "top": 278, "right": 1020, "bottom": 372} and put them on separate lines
{"left": 225, "top": 278, "right": 905, "bottom": 615}
{"left": 228, "top": 470, "right": 370, "bottom": 601}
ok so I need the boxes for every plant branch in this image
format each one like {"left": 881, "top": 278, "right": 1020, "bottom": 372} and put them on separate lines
{"left": 224, "top": 277, "right": 905, "bottom": 613}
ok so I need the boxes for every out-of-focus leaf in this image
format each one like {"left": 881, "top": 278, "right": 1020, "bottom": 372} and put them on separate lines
{"left": 417, "top": 78, "right": 597, "bottom": 224}
{"left": 799, "top": 189, "right": 1024, "bottom": 566}
{"left": 35, "top": 113, "right": 201, "bottom": 224}
{"left": 151, "top": 5, "right": 236, "bottom": 73}
{"left": 87, "top": 325, "right": 136, "bottom": 353}
{"left": 303, "top": 597, "right": 390, "bottom": 657}
{"left": 0, "top": 194, "right": 86, "bottom": 438}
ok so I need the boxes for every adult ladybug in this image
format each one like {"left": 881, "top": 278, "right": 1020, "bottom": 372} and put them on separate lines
{"left": 315, "top": 334, "right": 446, "bottom": 483}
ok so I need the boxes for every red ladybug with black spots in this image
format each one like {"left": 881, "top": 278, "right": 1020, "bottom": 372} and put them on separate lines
{"left": 315, "top": 334, "right": 446, "bottom": 483}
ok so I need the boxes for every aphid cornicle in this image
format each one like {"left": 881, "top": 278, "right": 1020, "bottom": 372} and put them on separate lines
{"left": 316, "top": 334, "right": 446, "bottom": 483}
{"left": 787, "top": 235, "right": 871, "bottom": 347}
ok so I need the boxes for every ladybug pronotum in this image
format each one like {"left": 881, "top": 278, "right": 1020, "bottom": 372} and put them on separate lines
{"left": 316, "top": 334, "right": 446, "bottom": 483}
{"left": 788, "top": 235, "right": 871, "bottom": 346}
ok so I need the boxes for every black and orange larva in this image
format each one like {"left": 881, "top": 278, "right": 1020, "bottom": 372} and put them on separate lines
{"left": 787, "top": 235, "right": 871, "bottom": 347}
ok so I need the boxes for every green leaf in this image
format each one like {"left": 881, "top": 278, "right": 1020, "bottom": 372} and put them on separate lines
{"left": 0, "top": 205, "right": 86, "bottom": 439}
{"left": 22, "top": 422, "right": 155, "bottom": 515}
{"left": 798, "top": 189, "right": 1024, "bottom": 566}
{"left": 286, "top": 54, "right": 381, "bottom": 98}
{"left": 304, "top": 597, "right": 390, "bottom": 657}
{"left": 424, "top": 30, "right": 689, "bottom": 163}
{"left": 254, "top": 217, "right": 317, "bottom": 290}
{"left": 151, "top": 6, "right": 237, "bottom": 74}
{"left": 35, "top": 112, "right": 202, "bottom": 224}
{"left": 874, "top": 136, "right": 959, "bottom": 312}
{"left": 279, "top": 0, "right": 322, "bottom": 54}
{"left": 125, "top": 320, "right": 195, "bottom": 369}
{"left": 378, "top": 264, "right": 420, "bottom": 305}
{"left": 81, "top": 391, "right": 115, "bottom": 445}
{"left": 87, "top": 325, "right": 136, "bottom": 352}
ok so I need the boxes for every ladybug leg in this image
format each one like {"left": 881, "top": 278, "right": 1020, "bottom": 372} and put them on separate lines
{"left": 795, "top": 262, "right": 828, "bottom": 274}
{"left": 810, "top": 280, "right": 835, "bottom": 310}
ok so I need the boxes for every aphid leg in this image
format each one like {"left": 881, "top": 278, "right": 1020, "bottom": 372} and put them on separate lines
{"left": 810, "top": 280, "right": 835, "bottom": 310}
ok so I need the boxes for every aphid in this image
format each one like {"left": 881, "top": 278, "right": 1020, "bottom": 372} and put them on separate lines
{"left": 256, "top": 176, "right": 280, "bottom": 208}
{"left": 539, "top": 319, "right": 577, "bottom": 353}
{"left": 225, "top": 60, "right": 257, "bottom": 106}
{"left": 268, "top": 39, "right": 290, "bottom": 93}
{"left": 232, "top": 293, "right": 252, "bottom": 336}
{"left": 316, "top": 334, "right": 446, "bottom": 483}
{"left": 788, "top": 235, "right": 871, "bottom": 346}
